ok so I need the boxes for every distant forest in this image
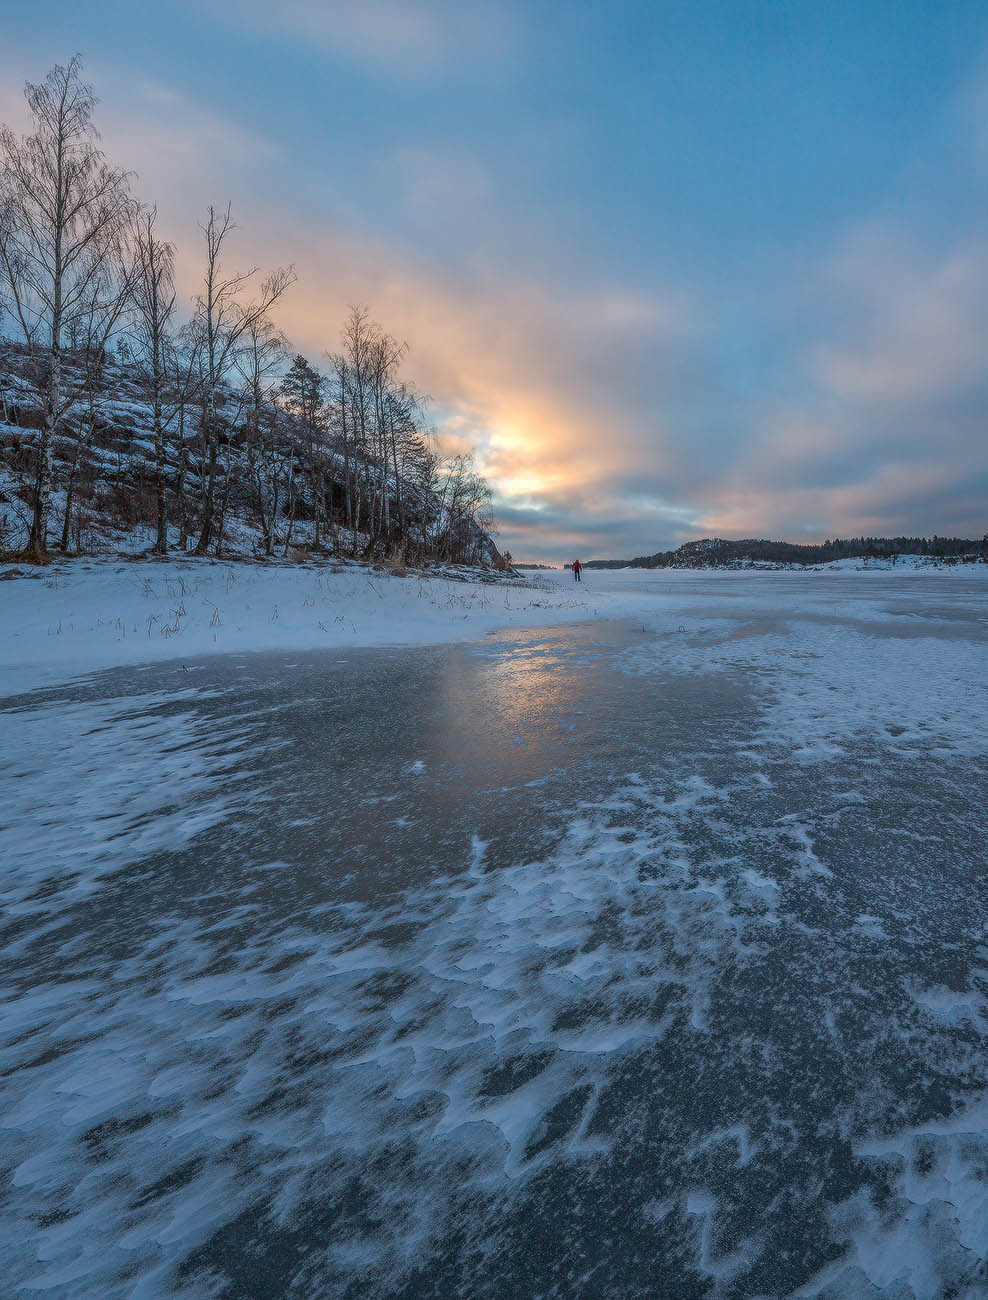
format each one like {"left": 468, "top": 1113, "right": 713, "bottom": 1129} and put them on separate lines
{"left": 585, "top": 535, "right": 988, "bottom": 569}
{"left": 0, "top": 59, "right": 500, "bottom": 567}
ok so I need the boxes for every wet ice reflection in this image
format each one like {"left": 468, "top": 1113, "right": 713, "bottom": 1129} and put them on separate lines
{"left": 2, "top": 609, "right": 987, "bottom": 1298}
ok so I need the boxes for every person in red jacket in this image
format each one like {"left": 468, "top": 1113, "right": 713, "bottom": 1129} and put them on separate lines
{"left": 572, "top": 559, "right": 582, "bottom": 582}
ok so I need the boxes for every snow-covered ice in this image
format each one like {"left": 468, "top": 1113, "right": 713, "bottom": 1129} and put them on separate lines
{"left": 1, "top": 563, "right": 987, "bottom": 1297}
{"left": 0, "top": 558, "right": 605, "bottom": 695}
{"left": 1, "top": 553, "right": 982, "bottom": 696}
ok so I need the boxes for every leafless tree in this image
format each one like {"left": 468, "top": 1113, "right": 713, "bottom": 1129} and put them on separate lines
{"left": 328, "top": 306, "right": 418, "bottom": 557}
{"left": 0, "top": 63, "right": 501, "bottom": 568}
{"left": 57, "top": 262, "right": 134, "bottom": 551}
{"left": 0, "top": 57, "right": 134, "bottom": 561}
{"left": 327, "top": 350, "right": 352, "bottom": 535}
{"left": 165, "top": 324, "right": 204, "bottom": 552}
{"left": 381, "top": 378, "right": 430, "bottom": 550}
{"left": 188, "top": 203, "right": 293, "bottom": 555}
{"left": 236, "top": 312, "right": 289, "bottom": 555}
{"left": 329, "top": 306, "right": 377, "bottom": 553}
{"left": 433, "top": 452, "right": 494, "bottom": 562}
{"left": 367, "top": 327, "right": 406, "bottom": 549}
{"left": 128, "top": 207, "right": 185, "bottom": 553}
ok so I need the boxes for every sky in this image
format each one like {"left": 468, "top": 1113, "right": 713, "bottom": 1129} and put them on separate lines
{"left": 2, "top": 0, "right": 988, "bottom": 560}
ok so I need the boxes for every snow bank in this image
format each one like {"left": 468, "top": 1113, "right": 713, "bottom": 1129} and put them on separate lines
{"left": 0, "top": 559, "right": 633, "bottom": 695}
{"left": 2, "top": 557, "right": 987, "bottom": 697}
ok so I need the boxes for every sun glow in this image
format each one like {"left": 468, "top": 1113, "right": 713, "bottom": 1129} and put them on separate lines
{"left": 495, "top": 473, "right": 550, "bottom": 499}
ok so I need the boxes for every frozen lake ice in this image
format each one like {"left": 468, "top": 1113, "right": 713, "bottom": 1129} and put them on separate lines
{"left": 2, "top": 571, "right": 987, "bottom": 1297}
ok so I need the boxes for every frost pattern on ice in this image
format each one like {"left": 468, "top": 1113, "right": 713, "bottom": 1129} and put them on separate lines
{"left": 0, "top": 688, "right": 267, "bottom": 915}
{"left": 2, "top": 606, "right": 988, "bottom": 1298}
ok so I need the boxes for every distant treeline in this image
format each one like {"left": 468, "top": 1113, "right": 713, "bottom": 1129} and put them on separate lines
{"left": 584, "top": 535, "right": 988, "bottom": 570}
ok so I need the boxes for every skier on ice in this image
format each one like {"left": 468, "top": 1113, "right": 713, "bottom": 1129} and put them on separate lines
{"left": 572, "top": 559, "right": 582, "bottom": 582}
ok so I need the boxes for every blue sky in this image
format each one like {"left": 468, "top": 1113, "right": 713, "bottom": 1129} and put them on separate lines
{"left": 3, "top": 0, "right": 988, "bottom": 558}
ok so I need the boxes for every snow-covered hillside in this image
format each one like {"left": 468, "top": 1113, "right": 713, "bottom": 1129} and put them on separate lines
{"left": 0, "top": 341, "right": 501, "bottom": 566}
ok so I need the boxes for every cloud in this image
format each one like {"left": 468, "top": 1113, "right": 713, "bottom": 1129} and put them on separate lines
{"left": 214, "top": 211, "right": 695, "bottom": 480}
{"left": 387, "top": 145, "right": 494, "bottom": 224}
{"left": 0, "top": 56, "right": 271, "bottom": 229}
{"left": 212, "top": 0, "right": 519, "bottom": 78}
{"left": 695, "top": 452, "right": 988, "bottom": 545}
{"left": 4, "top": 40, "right": 987, "bottom": 561}
{"left": 27, "top": 55, "right": 689, "bottom": 560}
{"left": 693, "top": 398, "right": 988, "bottom": 549}
{"left": 811, "top": 225, "right": 988, "bottom": 405}
{"left": 72, "top": 68, "right": 988, "bottom": 559}
{"left": 103, "top": 138, "right": 700, "bottom": 560}
{"left": 102, "top": 81, "right": 274, "bottom": 221}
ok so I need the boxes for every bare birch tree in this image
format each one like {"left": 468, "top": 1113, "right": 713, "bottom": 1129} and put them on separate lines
{"left": 433, "top": 452, "right": 494, "bottom": 562}
{"left": 236, "top": 313, "right": 289, "bottom": 555}
{"left": 0, "top": 57, "right": 133, "bottom": 561}
{"left": 57, "top": 267, "right": 129, "bottom": 551}
{"left": 127, "top": 207, "right": 202, "bottom": 554}
{"left": 188, "top": 204, "right": 293, "bottom": 555}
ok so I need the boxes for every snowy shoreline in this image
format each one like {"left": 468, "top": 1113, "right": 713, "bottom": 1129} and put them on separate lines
{"left": 1, "top": 554, "right": 986, "bottom": 697}
{"left": 0, "top": 557, "right": 605, "bottom": 696}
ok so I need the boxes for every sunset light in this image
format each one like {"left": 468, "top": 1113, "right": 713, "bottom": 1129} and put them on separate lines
{"left": 3, "top": 6, "right": 988, "bottom": 1298}
{"left": 3, "top": 2, "right": 984, "bottom": 564}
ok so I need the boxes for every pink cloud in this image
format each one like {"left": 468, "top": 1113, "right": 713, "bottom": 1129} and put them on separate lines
{"left": 811, "top": 225, "right": 988, "bottom": 404}
{"left": 76, "top": 79, "right": 692, "bottom": 549}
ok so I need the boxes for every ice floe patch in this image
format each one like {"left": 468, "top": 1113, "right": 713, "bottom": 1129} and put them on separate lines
{"left": 6, "top": 741, "right": 986, "bottom": 1297}
{"left": 908, "top": 982, "right": 988, "bottom": 1032}
{"left": 0, "top": 767, "right": 777, "bottom": 1295}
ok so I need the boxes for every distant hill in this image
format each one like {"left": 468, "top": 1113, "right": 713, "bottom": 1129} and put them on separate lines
{"left": 584, "top": 535, "right": 988, "bottom": 570}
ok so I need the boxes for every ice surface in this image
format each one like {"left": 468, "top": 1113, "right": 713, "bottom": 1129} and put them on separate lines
{"left": 1, "top": 570, "right": 987, "bottom": 1297}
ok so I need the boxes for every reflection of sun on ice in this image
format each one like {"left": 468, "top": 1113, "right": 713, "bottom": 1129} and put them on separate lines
{"left": 486, "top": 650, "right": 583, "bottom": 734}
